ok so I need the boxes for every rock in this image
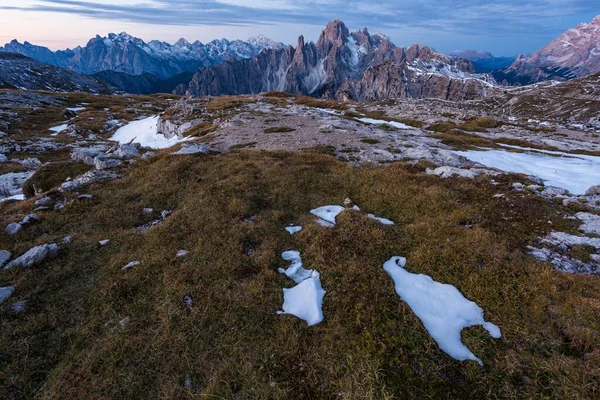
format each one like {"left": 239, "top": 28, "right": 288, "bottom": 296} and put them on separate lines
{"left": 0, "top": 250, "right": 11, "bottom": 268}
{"left": 161, "top": 210, "right": 172, "bottom": 219}
{"left": 35, "top": 196, "right": 54, "bottom": 206}
{"left": 141, "top": 151, "right": 155, "bottom": 160}
{"left": 119, "top": 316, "right": 131, "bottom": 328}
{"left": 21, "top": 213, "right": 39, "bottom": 224}
{"left": 176, "top": 250, "right": 189, "bottom": 257}
{"left": 60, "top": 170, "right": 122, "bottom": 192}
{"left": 94, "top": 156, "right": 122, "bottom": 170}
{"left": 18, "top": 158, "right": 42, "bottom": 168}
{"left": 143, "top": 208, "right": 153, "bottom": 214}
{"left": 99, "top": 239, "right": 110, "bottom": 246}
{"left": 72, "top": 148, "right": 102, "bottom": 165}
{"left": 5, "top": 222, "right": 22, "bottom": 235}
{"left": 576, "top": 212, "right": 600, "bottom": 235}
{"left": 122, "top": 261, "right": 140, "bottom": 271}
{"left": 172, "top": 144, "right": 208, "bottom": 155}
{"left": 11, "top": 300, "right": 27, "bottom": 313}
{"left": 0, "top": 286, "right": 15, "bottom": 304}
{"left": 61, "top": 236, "right": 73, "bottom": 245}
{"left": 4, "top": 243, "right": 59, "bottom": 270}
{"left": 77, "top": 194, "right": 93, "bottom": 200}
{"left": 343, "top": 198, "right": 352, "bottom": 206}
{"left": 426, "top": 166, "right": 478, "bottom": 179}
{"left": 586, "top": 185, "right": 600, "bottom": 196}
{"left": 113, "top": 144, "right": 140, "bottom": 160}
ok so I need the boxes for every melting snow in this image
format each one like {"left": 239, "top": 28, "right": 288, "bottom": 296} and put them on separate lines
{"left": 67, "top": 107, "right": 86, "bottom": 112}
{"left": 383, "top": 256, "right": 501, "bottom": 366}
{"left": 455, "top": 146, "right": 600, "bottom": 195}
{"left": 49, "top": 124, "right": 69, "bottom": 135}
{"left": 310, "top": 205, "right": 345, "bottom": 227}
{"left": 367, "top": 214, "right": 394, "bottom": 225}
{"left": 285, "top": 225, "right": 303, "bottom": 235}
{"left": 110, "top": 116, "right": 191, "bottom": 149}
{"left": 277, "top": 251, "right": 326, "bottom": 326}
{"left": 358, "top": 117, "right": 412, "bottom": 130}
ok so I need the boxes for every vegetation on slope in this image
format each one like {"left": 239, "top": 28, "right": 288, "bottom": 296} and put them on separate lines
{"left": 1, "top": 149, "right": 599, "bottom": 399}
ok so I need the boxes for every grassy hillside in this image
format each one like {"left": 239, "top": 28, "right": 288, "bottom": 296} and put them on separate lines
{"left": 1, "top": 148, "right": 599, "bottom": 399}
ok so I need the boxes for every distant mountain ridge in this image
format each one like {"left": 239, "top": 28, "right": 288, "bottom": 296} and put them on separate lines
{"left": 494, "top": 15, "right": 600, "bottom": 85}
{"left": 180, "top": 20, "right": 496, "bottom": 102}
{"left": 0, "top": 52, "right": 113, "bottom": 93}
{"left": 449, "top": 51, "right": 515, "bottom": 73}
{"left": 0, "top": 33, "right": 285, "bottom": 79}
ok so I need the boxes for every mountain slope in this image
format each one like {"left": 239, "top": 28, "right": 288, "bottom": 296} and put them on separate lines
{"left": 0, "top": 53, "right": 113, "bottom": 93}
{"left": 450, "top": 51, "right": 515, "bottom": 73}
{"left": 93, "top": 70, "right": 195, "bottom": 94}
{"left": 181, "top": 20, "right": 496, "bottom": 101}
{"left": 0, "top": 33, "right": 284, "bottom": 79}
{"left": 494, "top": 15, "right": 600, "bottom": 85}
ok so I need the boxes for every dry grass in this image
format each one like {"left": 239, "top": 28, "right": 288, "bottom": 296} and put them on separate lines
{"left": 22, "top": 161, "right": 92, "bottom": 198}
{"left": 1, "top": 149, "right": 598, "bottom": 399}
{"left": 264, "top": 126, "right": 296, "bottom": 134}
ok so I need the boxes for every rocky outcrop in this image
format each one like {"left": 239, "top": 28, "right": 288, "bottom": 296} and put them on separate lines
{"left": 495, "top": 15, "right": 600, "bottom": 85}
{"left": 4, "top": 243, "right": 59, "bottom": 270}
{"left": 182, "top": 19, "right": 492, "bottom": 102}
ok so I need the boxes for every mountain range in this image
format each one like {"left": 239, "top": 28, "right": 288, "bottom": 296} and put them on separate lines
{"left": 0, "top": 33, "right": 284, "bottom": 79}
{"left": 449, "top": 51, "right": 515, "bottom": 73}
{"left": 494, "top": 15, "right": 600, "bottom": 85}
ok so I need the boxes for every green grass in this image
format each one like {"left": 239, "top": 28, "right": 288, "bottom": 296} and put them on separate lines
{"left": 1, "top": 149, "right": 598, "bottom": 399}
{"left": 264, "top": 126, "right": 296, "bottom": 133}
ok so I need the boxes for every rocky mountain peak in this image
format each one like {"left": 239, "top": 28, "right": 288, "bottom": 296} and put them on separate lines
{"left": 318, "top": 19, "right": 350, "bottom": 47}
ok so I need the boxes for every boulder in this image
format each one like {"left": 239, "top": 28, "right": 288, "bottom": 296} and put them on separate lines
{"left": 4, "top": 243, "right": 59, "bottom": 270}
{"left": 0, "top": 286, "right": 15, "bottom": 304}
{"left": 94, "top": 156, "right": 122, "bottom": 170}
{"left": 5, "top": 222, "right": 22, "bottom": 235}
{"left": 0, "top": 250, "right": 11, "bottom": 268}
{"left": 113, "top": 144, "right": 140, "bottom": 160}
{"left": 586, "top": 185, "right": 600, "bottom": 196}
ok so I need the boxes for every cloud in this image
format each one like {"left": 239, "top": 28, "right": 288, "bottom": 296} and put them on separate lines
{"left": 1, "top": 0, "right": 598, "bottom": 53}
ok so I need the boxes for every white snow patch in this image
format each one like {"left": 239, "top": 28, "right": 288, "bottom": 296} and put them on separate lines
{"left": 367, "top": 214, "right": 394, "bottom": 225}
{"left": 383, "top": 256, "right": 501, "bottom": 366}
{"left": 277, "top": 251, "right": 326, "bottom": 326}
{"left": 455, "top": 147, "right": 600, "bottom": 195}
{"left": 0, "top": 194, "right": 25, "bottom": 202}
{"left": 285, "top": 225, "right": 303, "bottom": 235}
{"left": 49, "top": 124, "right": 69, "bottom": 134}
{"left": 110, "top": 116, "right": 191, "bottom": 149}
{"left": 66, "top": 107, "right": 86, "bottom": 112}
{"left": 358, "top": 117, "right": 412, "bottom": 130}
{"left": 310, "top": 205, "right": 345, "bottom": 227}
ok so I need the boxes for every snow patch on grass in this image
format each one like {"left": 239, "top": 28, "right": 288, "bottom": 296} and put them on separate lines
{"left": 285, "top": 225, "right": 302, "bottom": 235}
{"left": 310, "top": 205, "right": 345, "bottom": 227}
{"left": 110, "top": 116, "right": 191, "bottom": 149}
{"left": 277, "top": 251, "right": 326, "bottom": 326}
{"left": 358, "top": 117, "right": 412, "bottom": 130}
{"left": 383, "top": 256, "right": 501, "bottom": 366}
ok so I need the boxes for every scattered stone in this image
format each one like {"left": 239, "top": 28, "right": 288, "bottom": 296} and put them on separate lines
{"left": 35, "top": 196, "right": 54, "bottom": 206}
{"left": 77, "top": 194, "right": 93, "bottom": 200}
{"left": 343, "top": 198, "right": 352, "bottom": 206}
{"left": 94, "top": 156, "right": 122, "bottom": 170}
{"left": 5, "top": 222, "right": 22, "bottom": 235}
{"left": 61, "top": 236, "right": 73, "bottom": 245}
{"left": 99, "top": 239, "right": 110, "bottom": 246}
{"left": 143, "top": 208, "right": 153, "bottom": 214}
{"left": 136, "top": 210, "right": 172, "bottom": 233}
{"left": 576, "top": 212, "right": 600, "bottom": 235}
{"left": 122, "top": 261, "right": 140, "bottom": 271}
{"left": 0, "top": 250, "right": 11, "bottom": 268}
{"left": 60, "top": 170, "right": 122, "bottom": 192}
{"left": 176, "top": 250, "right": 189, "bottom": 257}
{"left": 113, "top": 144, "right": 140, "bottom": 160}
{"left": 529, "top": 246, "right": 599, "bottom": 275}
{"left": 21, "top": 213, "right": 39, "bottom": 224}
{"left": 426, "top": 166, "right": 478, "bottom": 179}
{"left": 141, "top": 151, "right": 155, "bottom": 160}
{"left": 11, "top": 300, "right": 27, "bottom": 313}
{"left": 183, "top": 376, "right": 193, "bottom": 389}
{"left": 172, "top": 144, "right": 208, "bottom": 156}
{"left": 4, "top": 243, "right": 59, "bottom": 270}
{"left": 17, "top": 158, "right": 42, "bottom": 169}
{"left": 183, "top": 295, "right": 193, "bottom": 308}
{"left": 119, "top": 316, "right": 131, "bottom": 328}
{"left": 0, "top": 286, "right": 15, "bottom": 304}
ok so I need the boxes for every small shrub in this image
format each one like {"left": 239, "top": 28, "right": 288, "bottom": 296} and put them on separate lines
{"left": 361, "top": 138, "right": 381, "bottom": 145}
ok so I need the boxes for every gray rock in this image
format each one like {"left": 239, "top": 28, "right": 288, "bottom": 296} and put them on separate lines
{"left": 426, "top": 166, "right": 478, "bottom": 179}
{"left": 0, "top": 250, "right": 11, "bottom": 268}
{"left": 113, "top": 144, "right": 140, "bottom": 160}
{"left": 4, "top": 243, "right": 59, "bottom": 270}
{"left": 176, "top": 250, "right": 189, "bottom": 257}
{"left": 5, "top": 222, "right": 22, "bottom": 235}
{"left": 141, "top": 151, "right": 155, "bottom": 160}
{"left": 119, "top": 316, "right": 131, "bottom": 328}
{"left": 143, "top": 208, "right": 153, "bottom": 214}
{"left": 60, "top": 170, "right": 121, "bottom": 192}
{"left": 0, "top": 286, "right": 15, "bottom": 304}
{"left": 586, "top": 185, "right": 600, "bottom": 196}
{"left": 21, "top": 213, "right": 39, "bottom": 224}
{"left": 72, "top": 147, "right": 102, "bottom": 164}
{"left": 94, "top": 156, "right": 122, "bottom": 170}
{"left": 99, "top": 239, "right": 110, "bottom": 246}
{"left": 61, "top": 236, "right": 73, "bottom": 244}
{"left": 18, "top": 158, "right": 42, "bottom": 169}
{"left": 172, "top": 144, "right": 208, "bottom": 155}
{"left": 576, "top": 212, "right": 600, "bottom": 235}
{"left": 11, "top": 300, "right": 27, "bottom": 313}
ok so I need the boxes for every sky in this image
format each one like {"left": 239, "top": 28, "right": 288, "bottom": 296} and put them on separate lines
{"left": 0, "top": 0, "right": 598, "bottom": 56}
